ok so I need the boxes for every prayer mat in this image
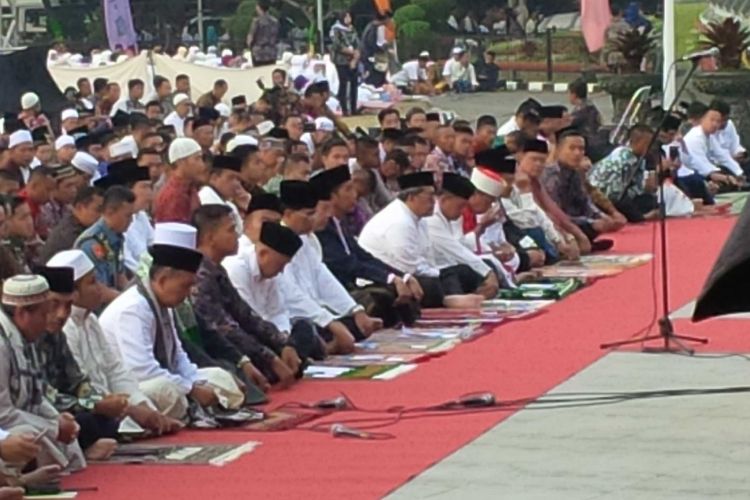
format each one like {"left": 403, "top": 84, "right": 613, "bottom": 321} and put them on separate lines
{"left": 715, "top": 192, "right": 748, "bottom": 215}
{"left": 496, "top": 278, "right": 584, "bottom": 300}
{"left": 541, "top": 253, "right": 653, "bottom": 279}
{"left": 315, "top": 353, "right": 433, "bottom": 367}
{"left": 304, "top": 363, "right": 418, "bottom": 380}
{"left": 23, "top": 492, "right": 77, "bottom": 499}
{"left": 95, "top": 441, "right": 259, "bottom": 466}
{"left": 242, "top": 409, "right": 327, "bottom": 432}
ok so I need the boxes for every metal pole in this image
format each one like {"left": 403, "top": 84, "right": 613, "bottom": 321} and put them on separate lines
{"left": 545, "top": 28, "right": 553, "bottom": 82}
{"left": 197, "top": 0, "right": 205, "bottom": 51}
{"left": 662, "top": 0, "right": 676, "bottom": 105}
{"left": 317, "top": 0, "right": 324, "bottom": 54}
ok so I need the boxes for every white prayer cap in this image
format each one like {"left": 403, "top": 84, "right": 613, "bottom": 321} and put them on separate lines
{"left": 207, "top": 45, "right": 218, "bottom": 54}
{"left": 21, "top": 92, "right": 40, "bottom": 110}
{"left": 168, "top": 137, "right": 201, "bottom": 164}
{"left": 226, "top": 134, "right": 258, "bottom": 153}
{"left": 119, "top": 135, "right": 139, "bottom": 157}
{"left": 46, "top": 249, "right": 94, "bottom": 282}
{"left": 452, "top": 47, "right": 465, "bottom": 55}
{"left": 221, "top": 49, "right": 233, "bottom": 58}
{"left": 153, "top": 223, "right": 197, "bottom": 250}
{"left": 109, "top": 139, "right": 135, "bottom": 159}
{"left": 173, "top": 93, "right": 191, "bottom": 107}
{"left": 54, "top": 135, "right": 76, "bottom": 151}
{"left": 419, "top": 51, "right": 430, "bottom": 59}
{"left": 61, "top": 109, "right": 79, "bottom": 121}
{"left": 2, "top": 275, "right": 50, "bottom": 306}
{"left": 72, "top": 151, "right": 99, "bottom": 176}
{"left": 314, "top": 117, "right": 335, "bottom": 132}
{"left": 214, "top": 103, "right": 231, "bottom": 118}
{"left": 256, "top": 120, "right": 275, "bottom": 136}
{"left": 8, "top": 130, "right": 33, "bottom": 149}
{"left": 470, "top": 167, "right": 505, "bottom": 198}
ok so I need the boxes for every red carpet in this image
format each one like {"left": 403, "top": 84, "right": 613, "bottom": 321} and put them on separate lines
{"left": 64, "top": 216, "right": 740, "bottom": 499}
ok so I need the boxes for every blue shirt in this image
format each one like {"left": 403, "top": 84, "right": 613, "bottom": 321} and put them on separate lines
{"left": 74, "top": 218, "right": 124, "bottom": 289}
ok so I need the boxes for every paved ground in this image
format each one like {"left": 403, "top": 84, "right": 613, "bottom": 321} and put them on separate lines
{"left": 430, "top": 91, "right": 615, "bottom": 125}
{"left": 388, "top": 351, "right": 750, "bottom": 500}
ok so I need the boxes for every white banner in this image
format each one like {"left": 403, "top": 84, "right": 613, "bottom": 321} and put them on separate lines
{"left": 151, "top": 54, "right": 277, "bottom": 103}
{"left": 48, "top": 53, "right": 152, "bottom": 96}
{"left": 49, "top": 53, "right": 280, "bottom": 106}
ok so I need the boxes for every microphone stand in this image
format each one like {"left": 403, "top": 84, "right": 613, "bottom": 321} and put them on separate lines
{"left": 601, "top": 58, "right": 708, "bottom": 354}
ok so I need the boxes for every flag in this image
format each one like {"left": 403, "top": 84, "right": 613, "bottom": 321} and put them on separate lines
{"left": 581, "top": 0, "right": 612, "bottom": 53}
{"left": 103, "top": 0, "right": 138, "bottom": 52}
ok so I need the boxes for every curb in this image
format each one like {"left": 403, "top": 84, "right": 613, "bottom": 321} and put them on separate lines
{"left": 503, "top": 81, "right": 601, "bottom": 93}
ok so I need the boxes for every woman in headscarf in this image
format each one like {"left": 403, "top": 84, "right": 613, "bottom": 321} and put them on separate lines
{"left": 330, "top": 11, "right": 361, "bottom": 116}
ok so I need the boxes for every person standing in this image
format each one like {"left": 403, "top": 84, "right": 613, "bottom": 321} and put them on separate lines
{"left": 247, "top": 1, "right": 279, "bottom": 67}
{"left": 330, "top": 11, "right": 360, "bottom": 116}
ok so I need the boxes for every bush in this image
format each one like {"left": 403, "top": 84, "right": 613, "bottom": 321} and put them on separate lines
{"left": 393, "top": 5, "right": 427, "bottom": 27}
{"left": 398, "top": 20, "right": 435, "bottom": 60}
{"left": 412, "top": 0, "right": 456, "bottom": 30}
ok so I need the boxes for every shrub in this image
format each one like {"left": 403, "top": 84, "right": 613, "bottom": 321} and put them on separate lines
{"left": 398, "top": 20, "right": 434, "bottom": 60}
{"left": 393, "top": 5, "right": 427, "bottom": 27}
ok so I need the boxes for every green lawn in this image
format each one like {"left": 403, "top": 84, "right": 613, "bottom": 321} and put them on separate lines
{"left": 675, "top": 1, "right": 707, "bottom": 58}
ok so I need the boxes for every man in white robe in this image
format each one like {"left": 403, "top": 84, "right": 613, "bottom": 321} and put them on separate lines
{"left": 47, "top": 250, "right": 182, "bottom": 435}
{"left": 425, "top": 173, "right": 499, "bottom": 299}
{"left": 100, "top": 224, "right": 243, "bottom": 421}
{"left": 278, "top": 178, "right": 382, "bottom": 353}
{"left": 359, "top": 172, "right": 485, "bottom": 309}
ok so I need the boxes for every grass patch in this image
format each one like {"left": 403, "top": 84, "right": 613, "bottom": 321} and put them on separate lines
{"left": 675, "top": 1, "right": 707, "bottom": 58}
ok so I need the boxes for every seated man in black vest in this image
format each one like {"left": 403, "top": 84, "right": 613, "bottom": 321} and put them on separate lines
{"left": 316, "top": 166, "right": 421, "bottom": 327}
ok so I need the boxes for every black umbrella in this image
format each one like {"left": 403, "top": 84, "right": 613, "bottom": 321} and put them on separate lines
{"left": 693, "top": 197, "right": 750, "bottom": 321}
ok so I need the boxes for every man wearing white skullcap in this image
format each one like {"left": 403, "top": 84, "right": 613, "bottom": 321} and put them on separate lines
{"left": 54, "top": 135, "right": 77, "bottom": 165}
{"left": 6, "top": 130, "right": 34, "bottom": 186}
{"left": 18, "top": 92, "right": 51, "bottom": 136}
{"left": 71, "top": 152, "right": 100, "bottom": 185}
{"left": 153, "top": 138, "right": 207, "bottom": 223}
{"left": 60, "top": 109, "right": 79, "bottom": 133}
{"left": 163, "top": 93, "right": 191, "bottom": 137}
{"left": 0, "top": 275, "right": 86, "bottom": 471}
{"left": 100, "top": 223, "right": 245, "bottom": 420}
{"left": 45, "top": 250, "right": 183, "bottom": 435}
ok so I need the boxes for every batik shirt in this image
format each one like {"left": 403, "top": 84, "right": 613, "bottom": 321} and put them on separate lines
{"left": 37, "top": 199, "right": 70, "bottom": 241}
{"left": 191, "top": 257, "right": 288, "bottom": 368}
{"left": 542, "top": 163, "right": 603, "bottom": 225}
{"left": 37, "top": 332, "right": 104, "bottom": 412}
{"left": 74, "top": 218, "right": 124, "bottom": 289}
{"left": 588, "top": 146, "right": 644, "bottom": 201}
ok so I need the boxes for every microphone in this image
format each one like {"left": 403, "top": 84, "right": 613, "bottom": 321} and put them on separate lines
{"left": 679, "top": 47, "right": 720, "bottom": 61}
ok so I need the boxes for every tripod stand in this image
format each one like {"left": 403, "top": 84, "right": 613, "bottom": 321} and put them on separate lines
{"left": 601, "top": 59, "right": 708, "bottom": 354}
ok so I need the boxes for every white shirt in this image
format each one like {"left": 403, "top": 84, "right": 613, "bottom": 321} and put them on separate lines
{"left": 448, "top": 62, "right": 478, "bottom": 86}
{"left": 163, "top": 112, "right": 186, "bottom": 137}
{"left": 679, "top": 125, "right": 720, "bottom": 178}
{"left": 709, "top": 121, "right": 744, "bottom": 176}
{"left": 359, "top": 199, "right": 440, "bottom": 278}
{"left": 497, "top": 117, "right": 520, "bottom": 137}
{"left": 63, "top": 306, "right": 151, "bottom": 407}
{"left": 300, "top": 132, "right": 316, "bottom": 155}
{"left": 123, "top": 211, "right": 154, "bottom": 273}
{"left": 390, "top": 60, "right": 426, "bottom": 87}
{"left": 99, "top": 286, "right": 202, "bottom": 394}
{"left": 501, "top": 186, "right": 563, "bottom": 245}
{"left": 716, "top": 119, "right": 745, "bottom": 156}
{"left": 426, "top": 204, "right": 492, "bottom": 277}
{"left": 279, "top": 233, "right": 359, "bottom": 328}
{"left": 442, "top": 58, "right": 458, "bottom": 78}
{"left": 223, "top": 235, "right": 292, "bottom": 332}
{"left": 198, "top": 186, "right": 243, "bottom": 236}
